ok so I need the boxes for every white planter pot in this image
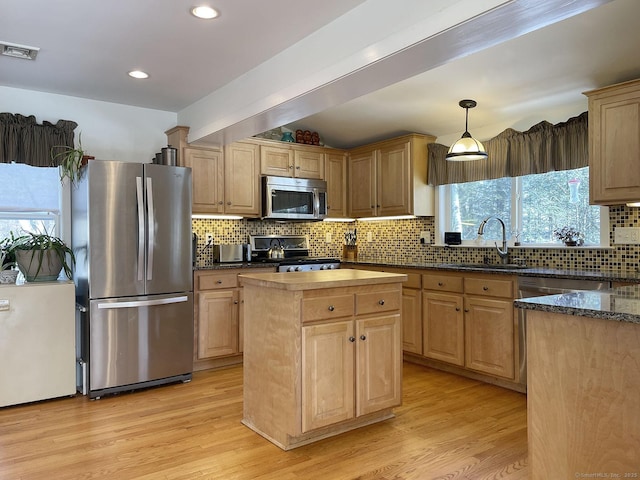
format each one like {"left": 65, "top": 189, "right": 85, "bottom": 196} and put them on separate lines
{"left": 15, "top": 249, "right": 63, "bottom": 282}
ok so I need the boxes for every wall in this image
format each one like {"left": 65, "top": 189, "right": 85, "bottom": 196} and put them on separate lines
{"left": 194, "top": 205, "right": 640, "bottom": 272}
{"left": 0, "top": 86, "right": 177, "bottom": 163}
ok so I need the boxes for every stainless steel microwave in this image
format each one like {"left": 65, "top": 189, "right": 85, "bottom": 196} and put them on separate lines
{"left": 262, "top": 176, "right": 327, "bottom": 221}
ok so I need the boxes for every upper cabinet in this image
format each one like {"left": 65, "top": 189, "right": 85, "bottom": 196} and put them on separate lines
{"left": 347, "top": 133, "right": 435, "bottom": 218}
{"left": 325, "top": 151, "right": 348, "bottom": 218}
{"left": 258, "top": 140, "right": 325, "bottom": 179}
{"left": 166, "top": 127, "right": 260, "bottom": 217}
{"left": 585, "top": 78, "right": 640, "bottom": 205}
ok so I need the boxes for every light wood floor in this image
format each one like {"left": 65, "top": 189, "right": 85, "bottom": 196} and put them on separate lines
{"left": 0, "top": 363, "right": 527, "bottom": 480}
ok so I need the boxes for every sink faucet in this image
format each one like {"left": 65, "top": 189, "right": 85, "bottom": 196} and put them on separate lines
{"left": 477, "top": 216, "right": 509, "bottom": 264}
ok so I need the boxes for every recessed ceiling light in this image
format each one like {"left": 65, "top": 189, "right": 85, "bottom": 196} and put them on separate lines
{"left": 128, "top": 70, "right": 149, "bottom": 79}
{"left": 191, "top": 6, "right": 219, "bottom": 19}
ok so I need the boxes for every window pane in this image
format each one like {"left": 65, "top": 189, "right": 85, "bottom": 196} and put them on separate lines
{"left": 450, "top": 178, "right": 512, "bottom": 240}
{"left": 521, "top": 167, "right": 599, "bottom": 244}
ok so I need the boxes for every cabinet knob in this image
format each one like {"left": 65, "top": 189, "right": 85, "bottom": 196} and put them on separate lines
{"left": 360, "top": 335, "right": 367, "bottom": 341}
{"left": 483, "top": 286, "right": 489, "bottom": 291}
{"left": 349, "top": 336, "right": 356, "bottom": 343}
{"left": 289, "top": 165, "right": 294, "bottom": 169}
{"left": 216, "top": 280, "right": 223, "bottom": 284}
{"left": 370, "top": 205, "right": 375, "bottom": 209}
{"left": 296, "top": 166, "right": 300, "bottom": 170}
{"left": 376, "top": 204, "right": 380, "bottom": 208}
{"left": 218, "top": 201, "right": 223, "bottom": 205}
{"left": 464, "top": 309, "right": 469, "bottom": 313}
{"left": 455, "top": 307, "right": 460, "bottom": 312}
{"left": 227, "top": 201, "right": 232, "bottom": 205}
{"left": 378, "top": 299, "right": 385, "bottom": 305}
{"left": 234, "top": 300, "right": 238, "bottom": 305}
{"left": 438, "top": 282, "right": 444, "bottom": 286}
{"left": 328, "top": 305, "right": 335, "bottom": 311}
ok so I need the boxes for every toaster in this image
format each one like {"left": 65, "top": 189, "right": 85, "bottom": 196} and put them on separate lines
{"left": 213, "top": 244, "right": 250, "bottom": 263}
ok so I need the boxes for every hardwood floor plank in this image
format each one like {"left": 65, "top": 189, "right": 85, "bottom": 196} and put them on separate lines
{"left": 0, "top": 363, "right": 527, "bottom": 479}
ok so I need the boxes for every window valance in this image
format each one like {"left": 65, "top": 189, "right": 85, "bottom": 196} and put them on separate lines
{"left": 0, "top": 113, "right": 77, "bottom": 167}
{"left": 427, "top": 111, "right": 588, "bottom": 186}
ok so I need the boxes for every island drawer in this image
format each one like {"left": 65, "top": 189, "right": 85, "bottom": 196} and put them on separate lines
{"left": 197, "top": 272, "right": 238, "bottom": 290}
{"left": 356, "top": 289, "right": 401, "bottom": 315}
{"left": 464, "top": 277, "right": 513, "bottom": 298}
{"left": 422, "top": 274, "right": 464, "bottom": 293}
{"left": 302, "top": 294, "right": 354, "bottom": 322}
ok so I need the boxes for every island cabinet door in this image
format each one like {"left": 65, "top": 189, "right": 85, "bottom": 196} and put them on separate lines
{"left": 356, "top": 313, "right": 402, "bottom": 416}
{"left": 301, "top": 320, "right": 355, "bottom": 433}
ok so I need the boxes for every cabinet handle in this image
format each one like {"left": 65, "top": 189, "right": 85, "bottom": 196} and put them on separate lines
{"left": 296, "top": 166, "right": 300, "bottom": 170}
{"left": 360, "top": 335, "right": 366, "bottom": 341}
{"left": 464, "top": 309, "right": 469, "bottom": 313}
{"left": 455, "top": 307, "right": 460, "bottom": 311}
{"left": 483, "top": 286, "right": 489, "bottom": 291}
{"left": 370, "top": 205, "right": 375, "bottom": 209}
{"left": 349, "top": 336, "right": 356, "bottom": 342}
{"left": 328, "top": 305, "right": 335, "bottom": 311}
{"left": 218, "top": 201, "right": 223, "bottom": 205}
{"left": 227, "top": 201, "right": 232, "bottom": 205}
{"left": 289, "top": 165, "right": 294, "bottom": 169}
{"left": 234, "top": 300, "right": 238, "bottom": 305}
{"left": 378, "top": 299, "right": 385, "bottom": 305}
{"left": 438, "top": 282, "right": 444, "bottom": 286}
{"left": 216, "top": 280, "right": 223, "bottom": 284}
{"left": 376, "top": 204, "right": 380, "bottom": 208}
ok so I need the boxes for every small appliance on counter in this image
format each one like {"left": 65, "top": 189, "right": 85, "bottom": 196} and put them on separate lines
{"left": 213, "top": 244, "right": 251, "bottom": 263}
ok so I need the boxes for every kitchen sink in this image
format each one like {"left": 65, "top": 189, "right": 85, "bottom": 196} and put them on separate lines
{"left": 439, "top": 263, "right": 529, "bottom": 270}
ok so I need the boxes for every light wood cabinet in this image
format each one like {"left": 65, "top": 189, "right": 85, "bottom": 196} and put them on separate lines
{"left": 325, "top": 151, "right": 348, "bottom": 217}
{"left": 260, "top": 142, "right": 325, "bottom": 179}
{"left": 347, "top": 134, "right": 435, "bottom": 218}
{"left": 421, "top": 271, "right": 516, "bottom": 381}
{"left": 183, "top": 147, "right": 224, "bottom": 214}
{"left": 401, "top": 287, "right": 422, "bottom": 354}
{"left": 224, "top": 142, "right": 260, "bottom": 216}
{"left": 585, "top": 77, "right": 640, "bottom": 205}
{"left": 193, "top": 267, "right": 274, "bottom": 371}
{"left": 242, "top": 271, "right": 404, "bottom": 450}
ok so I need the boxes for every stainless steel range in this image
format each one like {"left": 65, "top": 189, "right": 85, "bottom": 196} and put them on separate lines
{"left": 248, "top": 235, "right": 340, "bottom": 272}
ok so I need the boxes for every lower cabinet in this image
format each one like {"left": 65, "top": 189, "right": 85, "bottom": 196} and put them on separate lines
{"left": 302, "top": 312, "right": 402, "bottom": 432}
{"left": 194, "top": 267, "right": 274, "bottom": 371}
{"left": 422, "top": 291, "right": 464, "bottom": 366}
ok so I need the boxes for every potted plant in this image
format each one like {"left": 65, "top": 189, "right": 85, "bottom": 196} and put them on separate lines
{"left": 51, "top": 133, "right": 93, "bottom": 185}
{"left": 9, "top": 232, "right": 75, "bottom": 282}
{"left": 0, "top": 234, "right": 19, "bottom": 284}
{"left": 553, "top": 226, "right": 583, "bottom": 246}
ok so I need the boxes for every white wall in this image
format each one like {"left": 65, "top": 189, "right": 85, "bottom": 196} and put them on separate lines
{"left": 0, "top": 86, "right": 177, "bottom": 163}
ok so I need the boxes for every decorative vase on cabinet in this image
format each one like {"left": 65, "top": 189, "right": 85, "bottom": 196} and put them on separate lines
{"left": 281, "top": 132, "right": 294, "bottom": 142}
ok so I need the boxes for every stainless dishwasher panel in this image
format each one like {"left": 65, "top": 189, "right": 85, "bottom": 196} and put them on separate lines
{"left": 516, "top": 276, "right": 611, "bottom": 387}
{"left": 89, "top": 293, "right": 193, "bottom": 396}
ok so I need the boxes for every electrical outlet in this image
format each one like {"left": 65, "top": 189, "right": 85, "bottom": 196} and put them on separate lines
{"left": 325, "top": 232, "right": 332, "bottom": 243}
{"left": 367, "top": 232, "right": 373, "bottom": 242}
{"left": 205, "top": 233, "right": 214, "bottom": 245}
{"left": 614, "top": 227, "right": 640, "bottom": 244}
{"left": 419, "top": 231, "right": 430, "bottom": 245}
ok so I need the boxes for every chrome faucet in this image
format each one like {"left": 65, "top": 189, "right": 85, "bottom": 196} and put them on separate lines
{"left": 477, "top": 216, "right": 509, "bottom": 264}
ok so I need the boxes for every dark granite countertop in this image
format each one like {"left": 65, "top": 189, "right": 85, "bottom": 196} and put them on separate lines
{"left": 194, "top": 262, "right": 277, "bottom": 271}
{"left": 341, "top": 259, "right": 640, "bottom": 283}
{"left": 515, "top": 285, "right": 640, "bottom": 324}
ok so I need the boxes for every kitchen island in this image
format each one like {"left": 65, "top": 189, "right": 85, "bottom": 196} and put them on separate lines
{"left": 239, "top": 269, "right": 407, "bottom": 450}
{"left": 515, "top": 287, "right": 640, "bottom": 478}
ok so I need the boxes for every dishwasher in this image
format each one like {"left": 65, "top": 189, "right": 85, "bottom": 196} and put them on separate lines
{"left": 516, "top": 276, "right": 611, "bottom": 387}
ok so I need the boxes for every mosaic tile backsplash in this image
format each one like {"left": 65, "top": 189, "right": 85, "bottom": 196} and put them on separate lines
{"left": 193, "top": 205, "right": 640, "bottom": 272}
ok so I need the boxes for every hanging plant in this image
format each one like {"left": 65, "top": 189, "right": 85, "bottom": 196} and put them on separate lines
{"left": 51, "top": 133, "right": 92, "bottom": 185}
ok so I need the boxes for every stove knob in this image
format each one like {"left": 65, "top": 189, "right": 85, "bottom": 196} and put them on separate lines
{"left": 287, "top": 266, "right": 297, "bottom": 272}
{"left": 296, "top": 266, "right": 304, "bottom": 272}
{"left": 328, "top": 264, "right": 336, "bottom": 270}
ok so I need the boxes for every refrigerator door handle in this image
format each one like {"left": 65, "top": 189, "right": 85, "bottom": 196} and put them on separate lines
{"left": 136, "top": 176, "right": 145, "bottom": 281}
{"left": 97, "top": 296, "right": 190, "bottom": 309}
{"left": 146, "top": 176, "right": 155, "bottom": 281}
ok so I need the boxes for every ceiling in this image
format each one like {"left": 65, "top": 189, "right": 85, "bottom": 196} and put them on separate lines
{"left": 2, "top": 0, "right": 640, "bottom": 149}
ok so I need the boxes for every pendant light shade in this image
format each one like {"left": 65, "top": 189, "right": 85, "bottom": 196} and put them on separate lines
{"left": 446, "top": 99, "right": 488, "bottom": 161}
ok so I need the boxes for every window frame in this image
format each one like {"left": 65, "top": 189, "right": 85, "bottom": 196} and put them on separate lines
{"left": 435, "top": 174, "right": 610, "bottom": 248}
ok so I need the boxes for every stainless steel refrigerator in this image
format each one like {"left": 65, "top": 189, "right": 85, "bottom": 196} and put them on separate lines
{"left": 72, "top": 160, "right": 193, "bottom": 399}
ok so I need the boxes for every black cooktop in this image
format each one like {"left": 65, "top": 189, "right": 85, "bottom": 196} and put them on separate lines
{"left": 252, "top": 256, "right": 340, "bottom": 265}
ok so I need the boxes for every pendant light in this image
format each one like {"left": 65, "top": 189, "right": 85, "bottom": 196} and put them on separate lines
{"left": 445, "top": 99, "right": 488, "bottom": 161}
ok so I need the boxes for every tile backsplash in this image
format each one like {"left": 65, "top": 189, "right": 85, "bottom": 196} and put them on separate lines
{"left": 193, "top": 205, "right": 640, "bottom": 272}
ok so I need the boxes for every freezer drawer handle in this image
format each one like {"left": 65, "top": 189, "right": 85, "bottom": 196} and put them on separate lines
{"left": 97, "top": 296, "right": 189, "bottom": 309}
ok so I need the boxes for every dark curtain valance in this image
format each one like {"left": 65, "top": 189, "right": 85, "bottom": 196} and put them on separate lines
{"left": 427, "top": 111, "right": 588, "bottom": 186}
{"left": 0, "top": 113, "right": 77, "bottom": 167}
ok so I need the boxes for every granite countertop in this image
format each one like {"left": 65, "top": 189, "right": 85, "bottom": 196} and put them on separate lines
{"left": 515, "top": 285, "right": 640, "bottom": 324}
{"left": 342, "top": 259, "right": 640, "bottom": 283}
{"left": 239, "top": 269, "right": 407, "bottom": 291}
{"left": 194, "top": 262, "right": 276, "bottom": 271}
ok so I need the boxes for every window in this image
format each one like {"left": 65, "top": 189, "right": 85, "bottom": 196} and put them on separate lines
{"left": 0, "top": 163, "right": 62, "bottom": 240}
{"left": 438, "top": 167, "right": 608, "bottom": 246}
